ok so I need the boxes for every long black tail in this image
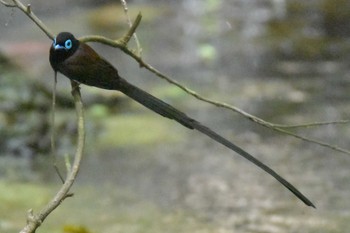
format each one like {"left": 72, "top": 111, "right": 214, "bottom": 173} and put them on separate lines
{"left": 117, "top": 78, "right": 315, "bottom": 208}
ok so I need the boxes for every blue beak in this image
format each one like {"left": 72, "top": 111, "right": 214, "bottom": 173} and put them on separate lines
{"left": 54, "top": 44, "right": 65, "bottom": 50}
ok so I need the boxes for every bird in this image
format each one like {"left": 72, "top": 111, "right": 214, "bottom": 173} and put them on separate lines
{"left": 49, "top": 32, "right": 315, "bottom": 208}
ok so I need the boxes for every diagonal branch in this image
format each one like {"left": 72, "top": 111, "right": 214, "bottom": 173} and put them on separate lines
{"left": 79, "top": 33, "right": 350, "bottom": 155}
{"left": 272, "top": 119, "right": 350, "bottom": 129}
{"left": 0, "top": 0, "right": 16, "bottom": 7}
{"left": 8, "top": 0, "right": 54, "bottom": 39}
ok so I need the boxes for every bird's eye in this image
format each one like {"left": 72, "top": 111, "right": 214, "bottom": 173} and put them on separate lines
{"left": 65, "top": 39, "right": 72, "bottom": 49}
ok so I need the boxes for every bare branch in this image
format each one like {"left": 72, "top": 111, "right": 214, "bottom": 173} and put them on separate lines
{"left": 273, "top": 120, "right": 350, "bottom": 129}
{"left": 79, "top": 30, "right": 350, "bottom": 155}
{"left": 79, "top": 12, "right": 142, "bottom": 47}
{"left": 0, "top": 1, "right": 86, "bottom": 232}
{"left": 20, "top": 82, "right": 85, "bottom": 233}
{"left": 273, "top": 126, "right": 350, "bottom": 154}
{"left": 0, "top": 0, "right": 16, "bottom": 7}
{"left": 120, "top": 0, "right": 142, "bottom": 55}
{"left": 1, "top": 0, "right": 54, "bottom": 39}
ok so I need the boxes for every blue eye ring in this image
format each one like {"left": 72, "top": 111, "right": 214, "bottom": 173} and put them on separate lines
{"left": 65, "top": 39, "right": 72, "bottom": 49}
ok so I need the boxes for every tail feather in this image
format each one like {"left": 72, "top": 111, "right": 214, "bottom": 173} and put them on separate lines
{"left": 118, "top": 79, "right": 195, "bottom": 129}
{"left": 117, "top": 78, "right": 315, "bottom": 208}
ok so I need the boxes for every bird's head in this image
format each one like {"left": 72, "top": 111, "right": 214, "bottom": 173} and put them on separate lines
{"left": 50, "top": 32, "right": 80, "bottom": 68}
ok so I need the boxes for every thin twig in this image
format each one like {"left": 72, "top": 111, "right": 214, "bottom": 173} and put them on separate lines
{"left": 120, "top": 0, "right": 142, "bottom": 55}
{"left": 273, "top": 120, "right": 350, "bottom": 129}
{"left": 0, "top": 1, "right": 85, "bottom": 232}
{"left": 79, "top": 12, "right": 142, "bottom": 47}
{"left": 10, "top": 0, "right": 54, "bottom": 39}
{"left": 0, "top": 0, "right": 16, "bottom": 7}
{"left": 273, "top": 126, "right": 350, "bottom": 154}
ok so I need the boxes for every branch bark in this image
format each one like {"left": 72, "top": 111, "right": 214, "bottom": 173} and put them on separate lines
{"left": 20, "top": 82, "right": 85, "bottom": 233}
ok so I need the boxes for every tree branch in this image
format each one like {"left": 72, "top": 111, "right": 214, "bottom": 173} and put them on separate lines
{"left": 120, "top": 0, "right": 142, "bottom": 55}
{"left": 19, "top": 83, "right": 85, "bottom": 233}
{"left": 0, "top": 1, "right": 85, "bottom": 232}
{"left": 272, "top": 119, "right": 350, "bottom": 129}
{"left": 78, "top": 32, "right": 350, "bottom": 155}
{"left": 3, "top": 0, "right": 54, "bottom": 38}
{"left": 0, "top": 0, "right": 16, "bottom": 7}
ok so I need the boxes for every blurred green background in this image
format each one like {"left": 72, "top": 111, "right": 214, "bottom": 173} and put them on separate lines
{"left": 1, "top": 0, "right": 350, "bottom": 232}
